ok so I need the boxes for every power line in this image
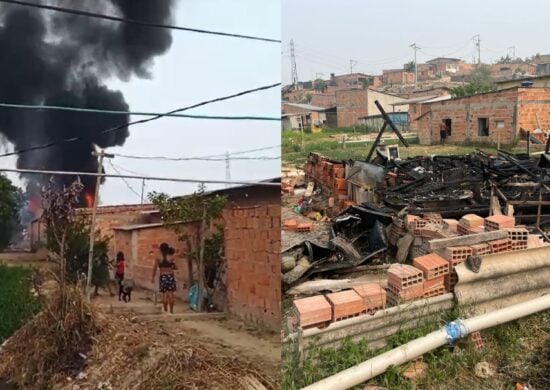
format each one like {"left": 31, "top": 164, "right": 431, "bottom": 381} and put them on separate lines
{"left": 0, "top": 102, "right": 280, "bottom": 121}
{"left": 0, "top": 167, "right": 281, "bottom": 187}
{"left": 0, "top": 0, "right": 280, "bottom": 43}
{"left": 107, "top": 160, "right": 142, "bottom": 199}
{"left": 113, "top": 144, "right": 281, "bottom": 161}
{"left": 0, "top": 82, "right": 281, "bottom": 159}
{"left": 113, "top": 154, "right": 280, "bottom": 162}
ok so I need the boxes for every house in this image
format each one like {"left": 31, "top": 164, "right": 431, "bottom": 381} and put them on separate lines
{"left": 30, "top": 203, "right": 158, "bottom": 254}
{"left": 410, "top": 87, "right": 550, "bottom": 145}
{"left": 32, "top": 181, "right": 281, "bottom": 331}
{"left": 426, "top": 57, "right": 472, "bottom": 75}
{"left": 335, "top": 89, "right": 408, "bottom": 128}
{"left": 495, "top": 74, "right": 550, "bottom": 90}
{"left": 490, "top": 62, "right": 537, "bottom": 81}
{"left": 382, "top": 68, "right": 415, "bottom": 85}
{"left": 113, "top": 180, "right": 281, "bottom": 330}
{"left": 281, "top": 102, "right": 337, "bottom": 130}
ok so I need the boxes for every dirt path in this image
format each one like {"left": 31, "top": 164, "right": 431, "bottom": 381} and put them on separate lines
{"left": 140, "top": 316, "right": 280, "bottom": 378}
{"left": 94, "top": 288, "right": 280, "bottom": 379}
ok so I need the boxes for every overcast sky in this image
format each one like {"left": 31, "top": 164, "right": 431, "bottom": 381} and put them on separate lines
{"left": 2, "top": 0, "right": 281, "bottom": 205}
{"left": 282, "top": 0, "right": 550, "bottom": 84}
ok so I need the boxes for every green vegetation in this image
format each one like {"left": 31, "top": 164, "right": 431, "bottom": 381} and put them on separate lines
{"left": 0, "top": 266, "right": 41, "bottom": 342}
{"left": 282, "top": 310, "right": 549, "bottom": 389}
{"left": 404, "top": 60, "right": 415, "bottom": 72}
{"left": 281, "top": 127, "right": 520, "bottom": 166}
{"left": 313, "top": 78, "right": 327, "bottom": 92}
{"left": 0, "top": 174, "right": 22, "bottom": 251}
{"left": 450, "top": 64, "right": 496, "bottom": 98}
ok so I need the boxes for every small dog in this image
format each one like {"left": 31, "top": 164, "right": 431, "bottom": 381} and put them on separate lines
{"left": 120, "top": 278, "right": 134, "bottom": 303}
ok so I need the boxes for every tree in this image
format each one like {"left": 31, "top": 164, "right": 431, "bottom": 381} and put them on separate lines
{"left": 450, "top": 65, "right": 495, "bottom": 98}
{"left": 299, "top": 93, "right": 312, "bottom": 104}
{"left": 42, "top": 179, "right": 110, "bottom": 296}
{"left": 404, "top": 61, "right": 415, "bottom": 72}
{"left": 496, "top": 54, "right": 513, "bottom": 64}
{"left": 313, "top": 78, "right": 327, "bottom": 92}
{"left": 0, "top": 174, "right": 21, "bottom": 250}
{"left": 149, "top": 184, "right": 228, "bottom": 311}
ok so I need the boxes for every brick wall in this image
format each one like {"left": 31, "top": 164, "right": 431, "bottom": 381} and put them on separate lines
{"left": 81, "top": 204, "right": 159, "bottom": 259}
{"left": 336, "top": 89, "right": 369, "bottom": 127}
{"left": 310, "top": 94, "right": 336, "bottom": 108}
{"left": 517, "top": 88, "right": 550, "bottom": 130}
{"left": 414, "top": 88, "right": 520, "bottom": 145}
{"left": 224, "top": 204, "right": 281, "bottom": 331}
{"left": 114, "top": 222, "right": 198, "bottom": 300}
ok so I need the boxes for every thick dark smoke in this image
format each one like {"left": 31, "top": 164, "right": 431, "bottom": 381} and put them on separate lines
{"left": 0, "top": 0, "right": 175, "bottom": 204}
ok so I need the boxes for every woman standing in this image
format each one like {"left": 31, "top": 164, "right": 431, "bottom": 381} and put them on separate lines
{"left": 151, "top": 243, "right": 177, "bottom": 313}
{"left": 114, "top": 252, "right": 126, "bottom": 301}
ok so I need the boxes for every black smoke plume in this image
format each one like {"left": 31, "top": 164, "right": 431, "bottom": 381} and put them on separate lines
{"left": 0, "top": 0, "right": 175, "bottom": 205}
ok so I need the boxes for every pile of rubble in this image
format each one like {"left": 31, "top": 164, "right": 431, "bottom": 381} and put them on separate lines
{"left": 289, "top": 210, "right": 547, "bottom": 330}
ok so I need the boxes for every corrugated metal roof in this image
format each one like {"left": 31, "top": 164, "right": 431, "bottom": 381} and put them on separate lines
{"left": 283, "top": 102, "right": 327, "bottom": 111}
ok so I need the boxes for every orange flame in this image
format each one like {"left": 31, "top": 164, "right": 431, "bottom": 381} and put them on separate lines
{"left": 84, "top": 193, "right": 94, "bottom": 208}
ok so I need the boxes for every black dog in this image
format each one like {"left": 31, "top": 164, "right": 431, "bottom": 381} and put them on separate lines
{"left": 120, "top": 279, "right": 134, "bottom": 303}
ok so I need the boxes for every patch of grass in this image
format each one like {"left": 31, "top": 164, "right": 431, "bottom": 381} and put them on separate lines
{"left": 282, "top": 309, "right": 550, "bottom": 390}
{"left": 0, "top": 265, "right": 41, "bottom": 341}
{"left": 282, "top": 127, "right": 533, "bottom": 166}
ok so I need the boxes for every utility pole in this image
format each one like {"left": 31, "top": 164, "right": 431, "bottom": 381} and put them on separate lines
{"left": 225, "top": 151, "right": 231, "bottom": 188}
{"left": 86, "top": 146, "right": 114, "bottom": 300}
{"left": 410, "top": 43, "right": 420, "bottom": 86}
{"left": 508, "top": 46, "right": 516, "bottom": 60}
{"left": 140, "top": 179, "right": 146, "bottom": 204}
{"left": 473, "top": 35, "right": 481, "bottom": 64}
{"left": 290, "top": 39, "right": 299, "bottom": 88}
{"left": 349, "top": 59, "right": 357, "bottom": 74}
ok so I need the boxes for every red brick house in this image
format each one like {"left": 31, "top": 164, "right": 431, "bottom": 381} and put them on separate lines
{"left": 112, "top": 180, "right": 281, "bottom": 330}
{"left": 410, "top": 87, "right": 550, "bottom": 145}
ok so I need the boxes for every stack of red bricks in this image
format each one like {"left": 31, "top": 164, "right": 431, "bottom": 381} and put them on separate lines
{"left": 457, "top": 214, "right": 485, "bottom": 235}
{"left": 303, "top": 153, "right": 348, "bottom": 209}
{"left": 292, "top": 282, "right": 387, "bottom": 329}
{"left": 404, "top": 214, "right": 451, "bottom": 259}
{"left": 387, "top": 264, "right": 424, "bottom": 306}
{"left": 413, "top": 253, "right": 449, "bottom": 298}
{"left": 436, "top": 246, "right": 473, "bottom": 291}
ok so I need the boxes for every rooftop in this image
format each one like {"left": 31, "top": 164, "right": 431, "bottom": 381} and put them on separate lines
{"left": 282, "top": 102, "right": 328, "bottom": 111}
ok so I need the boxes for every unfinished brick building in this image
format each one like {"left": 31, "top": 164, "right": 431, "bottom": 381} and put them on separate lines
{"left": 113, "top": 181, "right": 281, "bottom": 330}
{"left": 410, "top": 87, "right": 550, "bottom": 145}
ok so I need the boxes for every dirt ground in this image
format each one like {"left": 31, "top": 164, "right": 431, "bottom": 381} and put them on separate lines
{"left": 92, "top": 287, "right": 281, "bottom": 379}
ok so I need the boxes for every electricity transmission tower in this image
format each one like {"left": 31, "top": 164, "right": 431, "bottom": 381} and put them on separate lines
{"left": 290, "top": 39, "right": 299, "bottom": 88}
{"left": 473, "top": 35, "right": 481, "bottom": 64}
{"left": 409, "top": 43, "right": 420, "bottom": 86}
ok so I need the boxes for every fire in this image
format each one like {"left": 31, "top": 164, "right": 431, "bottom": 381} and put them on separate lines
{"left": 27, "top": 196, "right": 41, "bottom": 214}
{"left": 84, "top": 192, "right": 95, "bottom": 208}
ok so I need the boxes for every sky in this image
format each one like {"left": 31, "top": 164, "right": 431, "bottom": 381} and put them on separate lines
{"left": 282, "top": 0, "right": 550, "bottom": 84}
{"left": 1, "top": 0, "right": 281, "bottom": 205}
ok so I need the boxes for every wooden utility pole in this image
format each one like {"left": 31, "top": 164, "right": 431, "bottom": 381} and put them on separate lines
{"left": 86, "top": 147, "right": 114, "bottom": 300}
{"left": 197, "top": 201, "right": 207, "bottom": 311}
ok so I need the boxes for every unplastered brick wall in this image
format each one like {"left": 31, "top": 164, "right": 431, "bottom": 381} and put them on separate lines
{"left": 224, "top": 204, "right": 281, "bottom": 331}
{"left": 415, "top": 87, "right": 550, "bottom": 145}
{"left": 80, "top": 204, "right": 159, "bottom": 259}
{"left": 336, "top": 89, "right": 369, "bottom": 127}
{"left": 415, "top": 88, "right": 519, "bottom": 145}
{"left": 517, "top": 88, "right": 550, "bottom": 131}
{"left": 113, "top": 222, "right": 198, "bottom": 300}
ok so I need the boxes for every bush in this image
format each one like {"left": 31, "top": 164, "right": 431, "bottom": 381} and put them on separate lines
{"left": 46, "top": 216, "right": 111, "bottom": 287}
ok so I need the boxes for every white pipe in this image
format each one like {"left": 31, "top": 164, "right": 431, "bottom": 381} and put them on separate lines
{"left": 302, "top": 294, "right": 550, "bottom": 390}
